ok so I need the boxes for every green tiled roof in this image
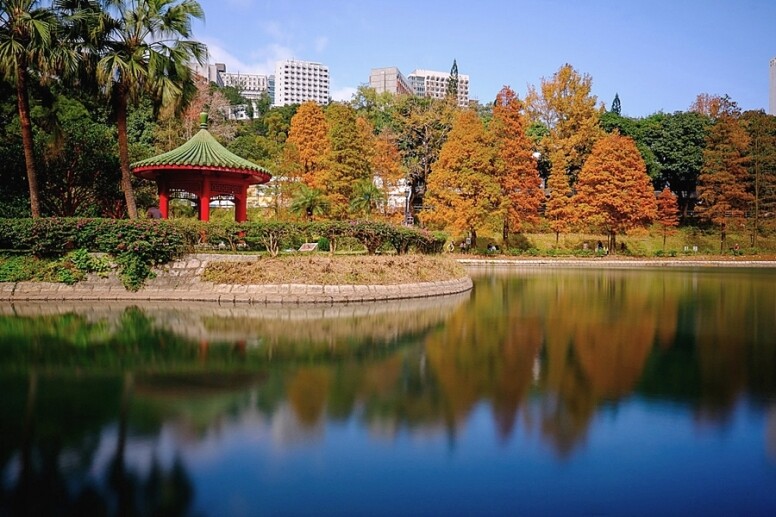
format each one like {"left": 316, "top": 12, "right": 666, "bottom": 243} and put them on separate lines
{"left": 132, "top": 119, "right": 269, "bottom": 175}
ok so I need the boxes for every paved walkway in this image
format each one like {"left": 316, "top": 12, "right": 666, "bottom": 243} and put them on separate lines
{"left": 458, "top": 258, "right": 776, "bottom": 268}
{"left": 1, "top": 254, "right": 473, "bottom": 304}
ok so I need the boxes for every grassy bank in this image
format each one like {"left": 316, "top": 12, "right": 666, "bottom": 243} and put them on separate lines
{"left": 202, "top": 255, "right": 467, "bottom": 285}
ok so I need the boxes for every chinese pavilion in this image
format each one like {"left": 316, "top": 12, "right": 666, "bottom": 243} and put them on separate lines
{"left": 131, "top": 113, "right": 271, "bottom": 222}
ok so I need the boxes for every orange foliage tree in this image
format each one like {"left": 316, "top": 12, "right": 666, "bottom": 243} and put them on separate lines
{"left": 284, "top": 101, "right": 328, "bottom": 188}
{"left": 575, "top": 133, "right": 657, "bottom": 252}
{"left": 656, "top": 187, "right": 680, "bottom": 249}
{"left": 491, "top": 86, "right": 543, "bottom": 243}
{"left": 526, "top": 64, "right": 603, "bottom": 243}
{"left": 425, "top": 109, "right": 499, "bottom": 247}
{"left": 695, "top": 97, "right": 752, "bottom": 251}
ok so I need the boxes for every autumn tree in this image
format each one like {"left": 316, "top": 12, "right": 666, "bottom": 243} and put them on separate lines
{"left": 575, "top": 133, "right": 657, "bottom": 253}
{"left": 544, "top": 154, "right": 575, "bottom": 244}
{"left": 526, "top": 63, "right": 603, "bottom": 186}
{"left": 284, "top": 101, "right": 328, "bottom": 187}
{"left": 424, "top": 109, "right": 500, "bottom": 247}
{"left": 740, "top": 110, "right": 776, "bottom": 247}
{"left": 321, "top": 104, "right": 373, "bottom": 218}
{"left": 695, "top": 97, "right": 752, "bottom": 251}
{"left": 491, "top": 86, "right": 543, "bottom": 243}
{"left": 656, "top": 187, "right": 679, "bottom": 249}
{"left": 391, "top": 95, "right": 455, "bottom": 223}
{"left": 526, "top": 64, "right": 603, "bottom": 243}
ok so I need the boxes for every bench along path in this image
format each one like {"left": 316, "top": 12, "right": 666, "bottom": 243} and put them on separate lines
{"left": 1, "top": 254, "right": 473, "bottom": 304}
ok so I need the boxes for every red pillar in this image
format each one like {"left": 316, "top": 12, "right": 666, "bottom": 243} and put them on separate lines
{"left": 159, "top": 181, "right": 170, "bottom": 219}
{"left": 235, "top": 185, "right": 248, "bottom": 222}
{"left": 200, "top": 177, "right": 211, "bottom": 222}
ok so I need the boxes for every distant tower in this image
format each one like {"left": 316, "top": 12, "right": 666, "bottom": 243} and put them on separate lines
{"left": 770, "top": 58, "right": 776, "bottom": 115}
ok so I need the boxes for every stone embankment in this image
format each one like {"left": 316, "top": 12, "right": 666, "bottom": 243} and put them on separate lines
{"left": 1, "top": 254, "right": 473, "bottom": 304}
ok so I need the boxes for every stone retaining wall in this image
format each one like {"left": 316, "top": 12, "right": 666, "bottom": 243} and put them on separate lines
{"left": 1, "top": 254, "right": 473, "bottom": 304}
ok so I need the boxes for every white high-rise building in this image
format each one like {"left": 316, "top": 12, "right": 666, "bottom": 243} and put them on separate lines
{"left": 273, "top": 59, "right": 330, "bottom": 107}
{"left": 770, "top": 57, "right": 776, "bottom": 116}
{"left": 408, "top": 68, "right": 470, "bottom": 107}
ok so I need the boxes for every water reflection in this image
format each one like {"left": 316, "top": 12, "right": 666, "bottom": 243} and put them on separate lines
{"left": 1, "top": 268, "right": 775, "bottom": 514}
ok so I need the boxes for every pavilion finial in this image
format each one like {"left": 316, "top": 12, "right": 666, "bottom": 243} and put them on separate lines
{"left": 199, "top": 112, "right": 208, "bottom": 129}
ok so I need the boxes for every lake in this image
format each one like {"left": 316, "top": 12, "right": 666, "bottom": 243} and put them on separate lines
{"left": 1, "top": 266, "right": 775, "bottom": 516}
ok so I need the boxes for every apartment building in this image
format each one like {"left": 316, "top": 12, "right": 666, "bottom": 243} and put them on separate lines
{"left": 408, "top": 69, "right": 470, "bottom": 107}
{"left": 368, "top": 66, "right": 470, "bottom": 107}
{"left": 274, "top": 59, "right": 330, "bottom": 107}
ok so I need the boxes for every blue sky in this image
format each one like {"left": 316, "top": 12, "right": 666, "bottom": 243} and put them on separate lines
{"left": 193, "top": 0, "right": 775, "bottom": 117}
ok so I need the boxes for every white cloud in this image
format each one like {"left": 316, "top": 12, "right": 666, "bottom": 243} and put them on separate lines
{"left": 331, "top": 86, "right": 357, "bottom": 102}
{"left": 202, "top": 38, "right": 293, "bottom": 76}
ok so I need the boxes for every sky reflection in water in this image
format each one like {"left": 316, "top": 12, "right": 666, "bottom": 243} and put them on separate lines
{"left": 1, "top": 267, "right": 775, "bottom": 515}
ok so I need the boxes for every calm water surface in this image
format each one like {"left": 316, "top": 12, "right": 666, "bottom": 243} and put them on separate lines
{"left": 1, "top": 266, "right": 775, "bottom": 516}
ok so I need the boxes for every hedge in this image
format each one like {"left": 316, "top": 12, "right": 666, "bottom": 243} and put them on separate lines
{"left": 0, "top": 218, "right": 447, "bottom": 289}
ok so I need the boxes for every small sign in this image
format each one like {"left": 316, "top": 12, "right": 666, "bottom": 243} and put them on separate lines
{"left": 298, "top": 242, "right": 318, "bottom": 252}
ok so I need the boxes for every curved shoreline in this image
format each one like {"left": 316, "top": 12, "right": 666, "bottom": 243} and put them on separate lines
{"left": 3, "top": 255, "right": 775, "bottom": 304}
{"left": 1, "top": 253, "right": 473, "bottom": 304}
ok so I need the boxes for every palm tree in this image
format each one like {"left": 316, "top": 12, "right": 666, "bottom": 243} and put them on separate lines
{"left": 0, "top": 0, "right": 58, "bottom": 218}
{"left": 95, "top": 0, "right": 205, "bottom": 219}
{"left": 349, "top": 179, "right": 384, "bottom": 220}
{"left": 290, "top": 183, "right": 328, "bottom": 221}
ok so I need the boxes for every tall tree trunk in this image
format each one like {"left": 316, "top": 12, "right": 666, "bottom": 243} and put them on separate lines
{"left": 502, "top": 217, "right": 509, "bottom": 246}
{"left": 116, "top": 90, "right": 138, "bottom": 219}
{"left": 752, "top": 135, "right": 760, "bottom": 248}
{"left": 16, "top": 63, "right": 40, "bottom": 218}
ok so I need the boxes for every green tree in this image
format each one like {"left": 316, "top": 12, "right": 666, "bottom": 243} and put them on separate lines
{"left": 740, "top": 110, "right": 776, "bottom": 247}
{"left": 0, "top": 0, "right": 59, "bottom": 217}
{"left": 446, "top": 58, "right": 459, "bottom": 100}
{"left": 38, "top": 94, "right": 121, "bottom": 216}
{"left": 349, "top": 179, "right": 384, "bottom": 220}
{"left": 610, "top": 93, "right": 621, "bottom": 115}
{"left": 95, "top": 0, "right": 206, "bottom": 219}
{"left": 290, "top": 183, "right": 328, "bottom": 221}
{"left": 640, "top": 111, "right": 709, "bottom": 218}
{"left": 322, "top": 104, "right": 373, "bottom": 218}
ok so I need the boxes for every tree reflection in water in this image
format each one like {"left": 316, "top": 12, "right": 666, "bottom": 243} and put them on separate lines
{"left": 1, "top": 268, "right": 775, "bottom": 513}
